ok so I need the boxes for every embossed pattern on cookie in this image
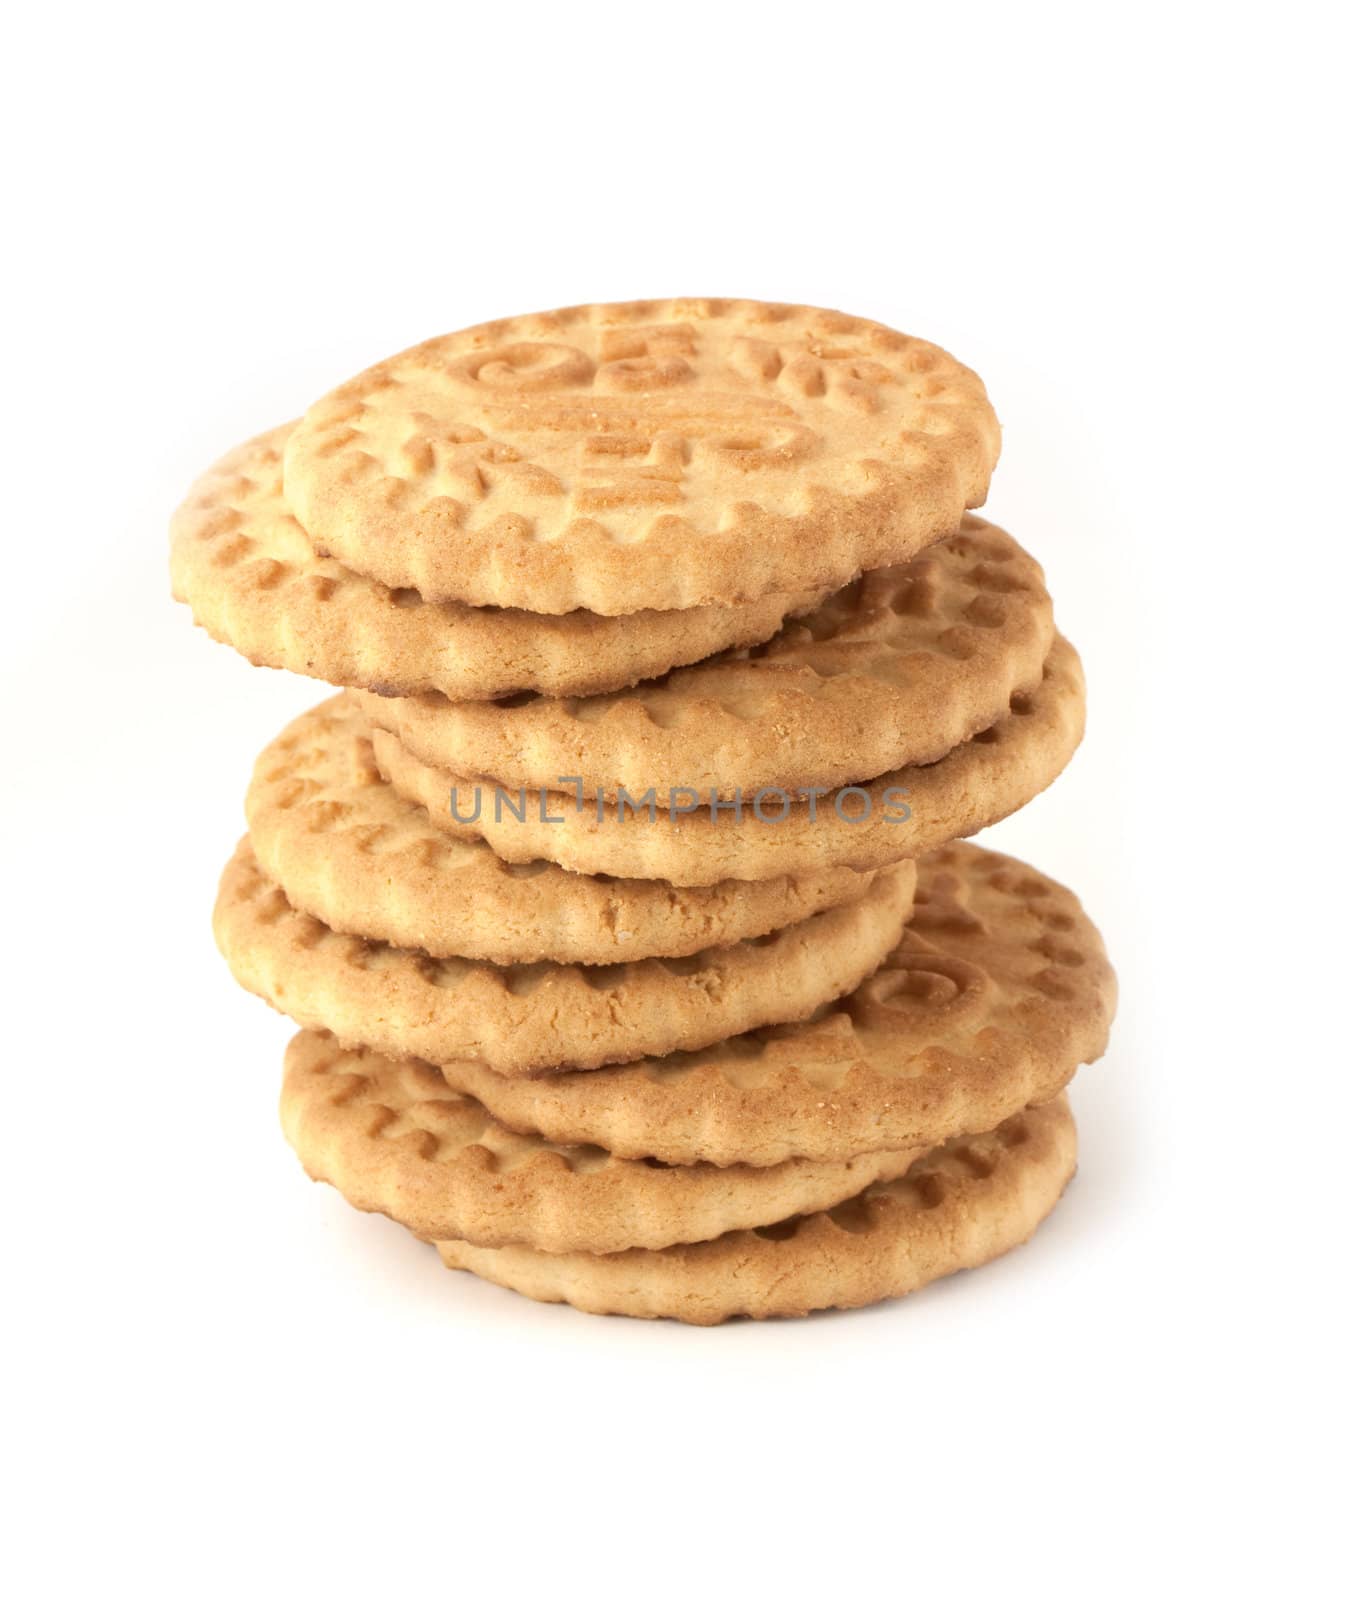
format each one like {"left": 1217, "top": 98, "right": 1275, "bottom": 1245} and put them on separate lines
{"left": 283, "top": 300, "right": 1000, "bottom": 614}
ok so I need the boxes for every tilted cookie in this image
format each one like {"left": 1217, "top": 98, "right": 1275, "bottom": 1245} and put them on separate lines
{"left": 436, "top": 1096, "right": 1077, "bottom": 1323}
{"left": 245, "top": 696, "right": 879, "bottom": 965}
{"left": 171, "top": 426, "right": 822, "bottom": 699}
{"left": 216, "top": 840, "right": 916, "bottom": 1075}
{"left": 282, "top": 1031, "right": 925, "bottom": 1255}
{"left": 434, "top": 843, "right": 1115, "bottom": 1167}
{"left": 369, "top": 635, "right": 1085, "bottom": 885}
{"left": 283, "top": 298, "right": 1000, "bottom": 615}
{"left": 354, "top": 517, "right": 1054, "bottom": 798}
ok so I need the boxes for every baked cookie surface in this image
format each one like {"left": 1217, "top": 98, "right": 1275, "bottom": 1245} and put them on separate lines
{"left": 283, "top": 299, "right": 1000, "bottom": 614}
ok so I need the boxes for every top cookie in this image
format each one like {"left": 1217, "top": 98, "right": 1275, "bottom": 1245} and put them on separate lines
{"left": 283, "top": 300, "right": 1000, "bottom": 616}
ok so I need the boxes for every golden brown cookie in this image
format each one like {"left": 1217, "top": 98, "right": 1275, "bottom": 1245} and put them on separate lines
{"left": 172, "top": 426, "right": 823, "bottom": 699}
{"left": 245, "top": 696, "right": 880, "bottom": 965}
{"left": 436, "top": 1096, "right": 1077, "bottom": 1322}
{"left": 215, "top": 840, "right": 915, "bottom": 1074}
{"left": 283, "top": 299, "right": 1000, "bottom": 615}
{"left": 282, "top": 1031, "right": 925, "bottom": 1255}
{"left": 433, "top": 843, "right": 1115, "bottom": 1166}
{"left": 354, "top": 516, "right": 1054, "bottom": 798}
{"left": 369, "top": 636, "right": 1085, "bottom": 885}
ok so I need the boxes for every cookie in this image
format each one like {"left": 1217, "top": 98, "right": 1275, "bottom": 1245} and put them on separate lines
{"left": 172, "top": 426, "right": 823, "bottom": 700}
{"left": 433, "top": 843, "right": 1115, "bottom": 1166}
{"left": 369, "top": 635, "right": 1085, "bottom": 885}
{"left": 281, "top": 1031, "right": 925, "bottom": 1255}
{"left": 354, "top": 516, "right": 1054, "bottom": 798}
{"left": 283, "top": 299, "right": 1000, "bottom": 615}
{"left": 245, "top": 696, "right": 880, "bottom": 965}
{"left": 435, "top": 1096, "right": 1076, "bottom": 1322}
{"left": 216, "top": 840, "right": 916, "bottom": 1075}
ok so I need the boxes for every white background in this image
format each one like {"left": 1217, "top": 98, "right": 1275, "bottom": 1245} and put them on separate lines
{"left": 4, "top": 3, "right": 1348, "bottom": 1593}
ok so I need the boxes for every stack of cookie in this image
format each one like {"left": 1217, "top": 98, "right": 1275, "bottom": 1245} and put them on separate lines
{"left": 174, "top": 299, "right": 1116, "bottom": 1323}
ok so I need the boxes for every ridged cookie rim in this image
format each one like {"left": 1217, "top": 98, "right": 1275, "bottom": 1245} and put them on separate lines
{"left": 245, "top": 695, "right": 881, "bottom": 964}
{"left": 282, "top": 1030, "right": 926, "bottom": 1255}
{"left": 435, "top": 1096, "right": 1076, "bottom": 1323}
{"left": 353, "top": 516, "right": 1054, "bottom": 798}
{"left": 432, "top": 843, "right": 1116, "bottom": 1166}
{"left": 215, "top": 840, "right": 916, "bottom": 1075}
{"left": 369, "top": 635, "right": 1086, "bottom": 885}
